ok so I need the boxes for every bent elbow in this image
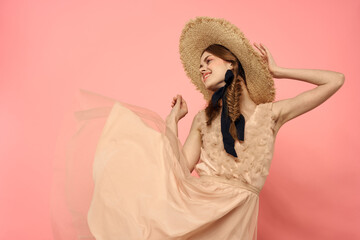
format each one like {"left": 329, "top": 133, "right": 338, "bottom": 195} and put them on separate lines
{"left": 337, "top": 73, "right": 345, "bottom": 86}
{"left": 332, "top": 73, "right": 345, "bottom": 90}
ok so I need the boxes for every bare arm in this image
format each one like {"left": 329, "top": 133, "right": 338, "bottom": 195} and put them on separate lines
{"left": 182, "top": 113, "right": 202, "bottom": 172}
{"left": 166, "top": 112, "right": 202, "bottom": 172}
{"left": 253, "top": 43, "right": 345, "bottom": 133}
{"left": 272, "top": 67, "right": 345, "bottom": 133}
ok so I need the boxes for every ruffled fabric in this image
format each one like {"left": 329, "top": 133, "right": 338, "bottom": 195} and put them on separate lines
{"left": 195, "top": 102, "right": 276, "bottom": 191}
{"left": 51, "top": 89, "right": 276, "bottom": 240}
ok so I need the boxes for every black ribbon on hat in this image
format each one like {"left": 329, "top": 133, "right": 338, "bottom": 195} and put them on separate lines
{"left": 211, "top": 69, "right": 245, "bottom": 158}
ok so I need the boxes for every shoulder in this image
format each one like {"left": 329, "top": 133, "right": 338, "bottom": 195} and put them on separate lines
{"left": 257, "top": 102, "right": 277, "bottom": 117}
{"left": 257, "top": 101, "right": 280, "bottom": 121}
{"left": 193, "top": 109, "right": 206, "bottom": 130}
{"left": 194, "top": 109, "right": 205, "bottom": 119}
{"left": 255, "top": 102, "right": 279, "bottom": 124}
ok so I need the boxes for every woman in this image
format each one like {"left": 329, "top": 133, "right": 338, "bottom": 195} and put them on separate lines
{"left": 169, "top": 42, "right": 344, "bottom": 174}
{"left": 52, "top": 16, "right": 344, "bottom": 240}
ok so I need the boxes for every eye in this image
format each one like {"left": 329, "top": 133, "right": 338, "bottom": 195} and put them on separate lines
{"left": 207, "top": 59, "right": 212, "bottom": 64}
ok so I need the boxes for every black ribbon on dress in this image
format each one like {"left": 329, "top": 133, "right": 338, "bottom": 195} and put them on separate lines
{"left": 211, "top": 69, "right": 245, "bottom": 158}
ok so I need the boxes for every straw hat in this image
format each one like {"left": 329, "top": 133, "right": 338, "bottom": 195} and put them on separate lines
{"left": 179, "top": 16, "right": 275, "bottom": 104}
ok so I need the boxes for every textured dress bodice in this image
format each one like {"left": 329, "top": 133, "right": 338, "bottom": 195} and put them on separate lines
{"left": 194, "top": 102, "right": 276, "bottom": 193}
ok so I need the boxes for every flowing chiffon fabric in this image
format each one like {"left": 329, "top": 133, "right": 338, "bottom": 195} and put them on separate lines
{"left": 51, "top": 89, "right": 276, "bottom": 240}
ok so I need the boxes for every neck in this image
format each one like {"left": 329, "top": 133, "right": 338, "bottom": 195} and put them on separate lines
{"left": 239, "top": 82, "right": 257, "bottom": 112}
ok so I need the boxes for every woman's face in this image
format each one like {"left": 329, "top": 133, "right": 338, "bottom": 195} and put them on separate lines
{"left": 199, "top": 51, "right": 233, "bottom": 91}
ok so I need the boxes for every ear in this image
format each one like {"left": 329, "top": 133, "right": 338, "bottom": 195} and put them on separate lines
{"left": 228, "top": 62, "right": 233, "bottom": 70}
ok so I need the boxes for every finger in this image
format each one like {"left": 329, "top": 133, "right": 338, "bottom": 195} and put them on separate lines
{"left": 254, "top": 42, "right": 262, "bottom": 51}
{"left": 255, "top": 43, "right": 265, "bottom": 55}
{"left": 259, "top": 43, "right": 266, "bottom": 50}
{"left": 260, "top": 43, "right": 269, "bottom": 54}
{"left": 174, "top": 95, "right": 180, "bottom": 105}
{"left": 253, "top": 43, "right": 262, "bottom": 53}
{"left": 259, "top": 45, "right": 266, "bottom": 55}
{"left": 182, "top": 97, "right": 187, "bottom": 104}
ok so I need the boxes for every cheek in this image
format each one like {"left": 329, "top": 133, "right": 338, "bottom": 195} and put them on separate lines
{"left": 212, "top": 64, "right": 227, "bottom": 76}
{"left": 208, "top": 63, "right": 223, "bottom": 75}
{"left": 211, "top": 61, "right": 222, "bottom": 68}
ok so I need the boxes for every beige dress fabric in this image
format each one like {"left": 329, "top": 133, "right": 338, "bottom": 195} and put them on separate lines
{"left": 86, "top": 98, "right": 276, "bottom": 240}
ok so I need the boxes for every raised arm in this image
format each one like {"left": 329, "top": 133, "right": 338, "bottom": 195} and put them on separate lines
{"left": 166, "top": 95, "right": 202, "bottom": 173}
{"left": 272, "top": 67, "right": 344, "bottom": 132}
{"left": 253, "top": 43, "right": 345, "bottom": 133}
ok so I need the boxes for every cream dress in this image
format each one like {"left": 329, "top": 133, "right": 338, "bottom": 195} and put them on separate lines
{"left": 51, "top": 89, "right": 276, "bottom": 240}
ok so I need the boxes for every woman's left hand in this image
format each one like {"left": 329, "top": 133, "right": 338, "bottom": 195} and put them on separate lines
{"left": 253, "top": 42, "right": 280, "bottom": 78}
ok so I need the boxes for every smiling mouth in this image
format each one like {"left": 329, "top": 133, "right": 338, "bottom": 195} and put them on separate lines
{"left": 203, "top": 74, "right": 211, "bottom": 82}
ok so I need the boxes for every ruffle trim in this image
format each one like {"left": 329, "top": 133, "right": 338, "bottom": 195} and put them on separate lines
{"left": 195, "top": 103, "right": 275, "bottom": 187}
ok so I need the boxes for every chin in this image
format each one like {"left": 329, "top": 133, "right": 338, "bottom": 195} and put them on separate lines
{"left": 207, "top": 84, "right": 220, "bottom": 92}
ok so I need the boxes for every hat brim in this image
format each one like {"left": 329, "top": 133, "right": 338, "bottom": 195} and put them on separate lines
{"left": 179, "top": 16, "right": 275, "bottom": 104}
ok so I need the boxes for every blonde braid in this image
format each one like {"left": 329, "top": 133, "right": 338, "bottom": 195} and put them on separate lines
{"left": 226, "top": 70, "right": 243, "bottom": 141}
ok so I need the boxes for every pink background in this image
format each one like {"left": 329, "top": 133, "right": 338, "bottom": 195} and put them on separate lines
{"left": 1, "top": 0, "right": 359, "bottom": 239}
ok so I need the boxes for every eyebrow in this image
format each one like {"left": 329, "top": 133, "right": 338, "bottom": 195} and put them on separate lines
{"left": 199, "top": 55, "right": 212, "bottom": 68}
